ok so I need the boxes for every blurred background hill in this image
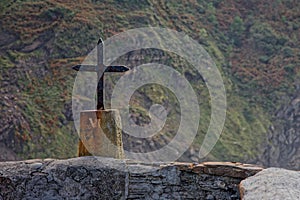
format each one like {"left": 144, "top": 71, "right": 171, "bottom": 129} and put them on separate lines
{"left": 0, "top": 0, "right": 299, "bottom": 170}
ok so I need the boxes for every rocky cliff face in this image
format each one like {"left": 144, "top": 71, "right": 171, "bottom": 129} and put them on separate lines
{"left": 258, "top": 85, "right": 300, "bottom": 170}
{"left": 0, "top": 157, "right": 262, "bottom": 200}
{"left": 0, "top": 0, "right": 300, "bottom": 171}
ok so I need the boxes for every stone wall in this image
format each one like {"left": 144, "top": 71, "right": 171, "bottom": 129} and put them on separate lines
{"left": 0, "top": 157, "right": 263, "bottom": 199}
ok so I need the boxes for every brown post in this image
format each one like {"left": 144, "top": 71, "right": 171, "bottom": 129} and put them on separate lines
{"left": 78, "top": 110, "right": 124, "bottom": 159}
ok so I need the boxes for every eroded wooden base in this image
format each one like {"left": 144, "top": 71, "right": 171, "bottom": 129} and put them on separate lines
{"left": 78, "top": 109, "right": 124, "bottom": 158}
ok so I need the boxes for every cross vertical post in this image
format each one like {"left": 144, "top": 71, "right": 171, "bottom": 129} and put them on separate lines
{"left": 97, "top": 39, "right": 104, "bottom": 110}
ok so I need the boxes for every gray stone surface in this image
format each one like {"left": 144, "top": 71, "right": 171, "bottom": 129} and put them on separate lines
{"left": 240, "top": 167, "right": 300, "bottom": 200}
{"left": 0, "top": 157, "right": 263, "bottom": 199}
{"left": 0, "top": 157, "right": 127, "bottom": 200}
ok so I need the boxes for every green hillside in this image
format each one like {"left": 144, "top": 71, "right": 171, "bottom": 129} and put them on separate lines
{"left": 0, "top": 0, "right": 299, "bottom": 167}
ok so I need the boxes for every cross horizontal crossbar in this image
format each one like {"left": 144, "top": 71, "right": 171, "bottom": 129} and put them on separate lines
{"left": 72, "top": 65, "right": 129, "bottom": 73}
{"left": 72, "top": 38, "right": 130, "bottom": 110}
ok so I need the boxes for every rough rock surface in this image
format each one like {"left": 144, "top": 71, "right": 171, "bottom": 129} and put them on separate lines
{"left": 0, "top": 157, "right": 262, "bottom": 200}
{"left": 258, "top": 90, "right": 300, "bottom": 170}
{"left": 240, "top": 168, "right": 300, "bottom": 200}
{"left": 0, "top": 142, "right": 18, "bottom": 161}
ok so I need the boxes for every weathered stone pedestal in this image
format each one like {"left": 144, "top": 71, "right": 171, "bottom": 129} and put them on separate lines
{"left": 78, "top": 109, "right": 124, "bottom": 159}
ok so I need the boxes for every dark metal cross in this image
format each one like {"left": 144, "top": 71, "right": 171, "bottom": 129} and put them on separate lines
{"left": 73, "top": 38, "right": 129, "bottom": 110}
